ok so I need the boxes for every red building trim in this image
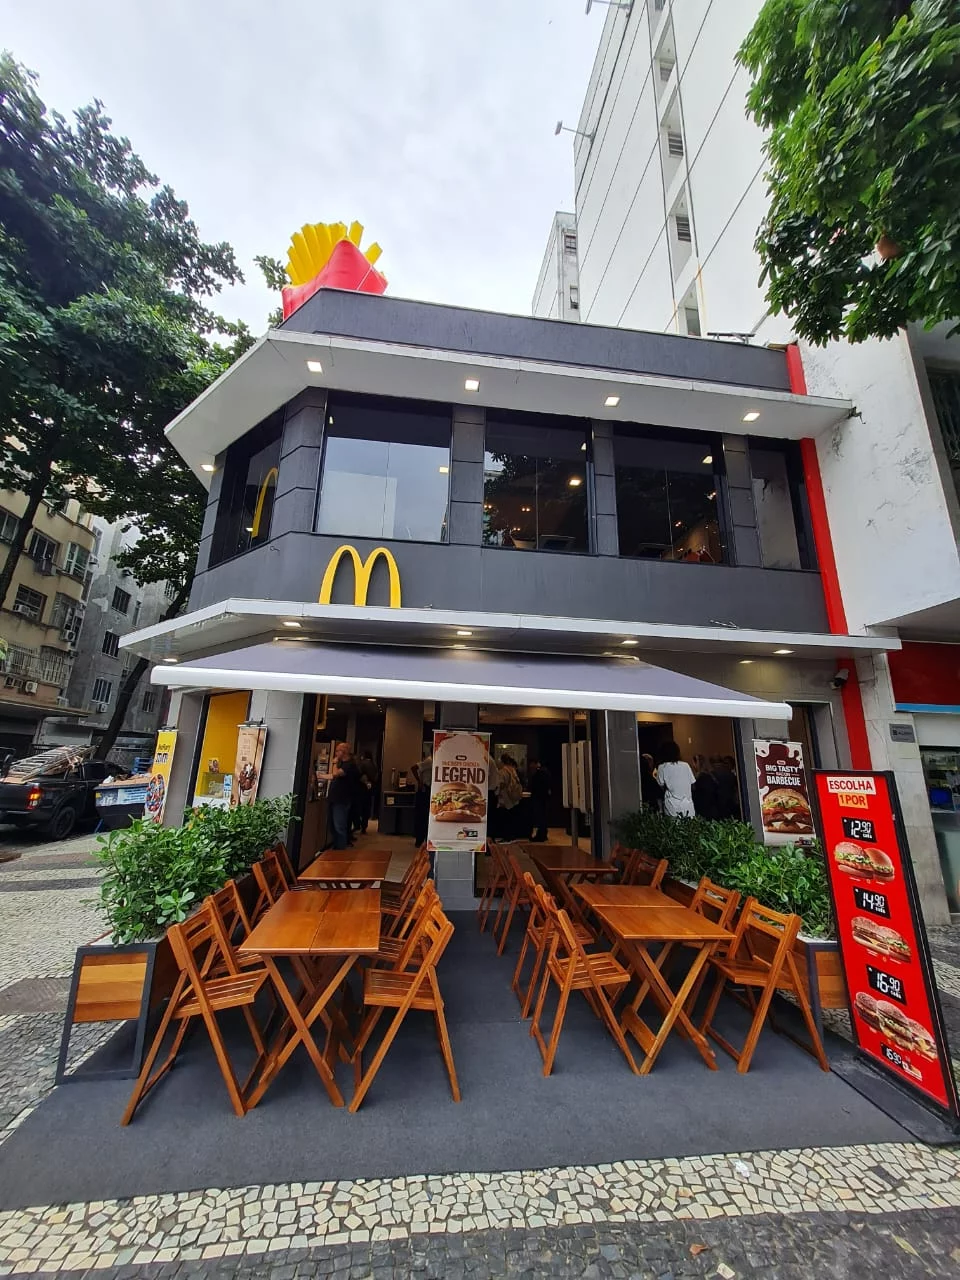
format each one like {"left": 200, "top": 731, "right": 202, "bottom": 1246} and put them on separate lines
{"left": 788, "top": 345, "right": 872, "bottom": 768}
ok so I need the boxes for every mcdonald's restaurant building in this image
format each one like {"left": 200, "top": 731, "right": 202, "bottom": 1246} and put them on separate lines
{"left": 122, "top": 288, "right": 898, "bottom": 907}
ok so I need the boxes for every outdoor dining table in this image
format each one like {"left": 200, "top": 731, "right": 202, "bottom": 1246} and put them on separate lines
{"left": 298, "top": 851, "right": 392, "bottom": 888}
{"left": 586, "top": 900, "right": 734, "bottom": 1075}
{"left": 238, "top": 887, "right": 382, "bottom": 1108}
{"left": 574, "top": 882, "right": 684, "bottom": 911}
{"left": 526, "top": 846, "right": 616, "bottom": 923}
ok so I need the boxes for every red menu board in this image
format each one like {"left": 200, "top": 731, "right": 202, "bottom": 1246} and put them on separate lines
{"left": 813, "top": 770, "right": 959, "bottom": 1118}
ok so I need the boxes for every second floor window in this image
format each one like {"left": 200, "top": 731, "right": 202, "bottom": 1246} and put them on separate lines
{"left": 210, "top": 412, "right": 283, "bottom": 565}
{"left": 28, "top": 532, "right": 58, "bottom": 568}
{"left": 483, "top": 412, "right": 589, "bottom": 553}
{"left": 64, "top": 542, "right": 90, "bottom": 581}
{"left": 0, "top": 509, "right": 19, "bottom": 544}
{"left": 749, "top": 441, "right": 814, "bottom": 570}
{"left": 141, "top": 689, "right": 158, "bottom": 713}
{"left": 92, "top": 677, "right": 112, "bottom": 705}
{"left": 316, "top": 394, "right": 451, "bottom": 543}
{"left": 111, "top": 586, "right": 132, "bottom": 615}
{"left": 51, "top": 593, "right": 76, "bottom": 630}
{"left": 102, "top": 631, "right": 120, "bottom": 658}
{"left": 12, "top": 585, "right": 46, "bottom": 622}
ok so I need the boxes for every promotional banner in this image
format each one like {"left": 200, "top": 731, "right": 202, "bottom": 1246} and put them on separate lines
{"left": 427, "top": 730, "right": 490, "bottom": 854}
{"left": 754, "top": 740, "right": 814, "bottom": 845}
{"left": 231, "top": 723, "right": 268, "bottom": 808}
{"left": 813, "top": 769, "right": 959, "bottom": 1120}
{"left": 144, "top": 728, "right": 177, "bottom": 823}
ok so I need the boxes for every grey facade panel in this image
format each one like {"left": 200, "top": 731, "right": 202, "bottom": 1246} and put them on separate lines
{"left": 276, "top": 445, "right": 322, "bottom": 498}
{"left": 451, "top": 419, "right": 485, "bottom": 463}
{"left": 283, "top": 290, "right": 792, "bottom": 392}
{"left": 271, "top": 488, "right": 317, "bottom": 540}
{"left": 595, "top": 513, "right": 620, "bottom": 556}
{"left": 729, "top": 486, "right": 759, "bottom": 528}
{"left": 733, "top": 525, "right": 763, "bottom": 569}
{"left": 450, "top": 460, "right": 483, "bottom": 504}
{"left": 448, "top": 502, "right": 483, "bottom": 546}
{"left": 594, "top": 473, "right": 617, "bottom": 517}
{"left": 190, "top": 532, "right": 829, "bottom": 632}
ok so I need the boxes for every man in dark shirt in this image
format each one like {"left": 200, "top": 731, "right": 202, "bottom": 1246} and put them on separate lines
{"left": 527, "top": 758, "right": 551, "bottom": 843}
{"left": 327, "top": 742, "right": 360, "bottom": 850}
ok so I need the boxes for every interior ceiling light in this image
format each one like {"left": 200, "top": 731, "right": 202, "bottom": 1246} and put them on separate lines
{"left": 580, "top": 442, "right": 587, "bottom": 451}
{"left": 367, "top": 696, "right": 377, "bottom": 702}
{"left": 774, "top": 648, "right": 793, "bottom": 655}
{"left": 621, "top": 638, "right": 639, "bottom": 646}
{"left": 162, "top": 657, "right": 178, "bottom": 664}
{"left": 742, "top": 410, "right": 760, "bottom": 422}
{"left": 707, "top": 490, "right": 716, "bottom": 500}
{"left": 456, "top": 629, "right": 473, "bottom": 636}
{"left": 739, "top": 659, "right": 754, "bottom": 665}
{"left": 306, "top": 359, "right": 323, "bottom": 374}
{"left": 438, "top": 465, "right": 449, "bottom": 474}
{"left": 568, "top": 476, "right": 583, "bottom": 487}
{"left": 604, "top": 394, "right": 621, "bottom": 407}
{"left": 200, "top": 463, "right": 215, "bottom": 473}
{"left": 282, "top": 620, "right": 302, "bottom": 628}
{"left": 464, "top": 377, "right": 480, "bottom": 392}
{"left": 702, "top": 454, "right": 713, "bottom": 465}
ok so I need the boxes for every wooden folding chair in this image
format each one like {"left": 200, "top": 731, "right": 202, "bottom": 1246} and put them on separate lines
{"left": 272, "top": 841, "right": 297, "bottom": 886}
{"left": 121, "top": 903, "right": 272, "bottom": 1124}
{"left": 512, "top": 878, "right": 594, "bottom": 1018}
{"left": 373, "top": 879, "right": 438, "bottom": 966}
{"left": 205, "top": 880, "right": 262, "bottom": 973}
{"left": 531, "top": 899, "right": 639, "bottom": 1076}
{"left": 698, "top": 897, "right": 829, "bottom": 1074}
{"left": 622, "top": 848, "right": 668, "bottom": 888}
{"left": 251, "top": 851, "right": 289, "bottom": 922}
{"left": 350, "top": 902, "right": 460, "bottom": 1111}
{"left": 493, "top": 849, "right": 532, "bottom": 955}
{"left": 382, "top": 846, "right": 430, "bottom": 936}
{"left": 477, "top": 842, "right": 511, "bottom": 934}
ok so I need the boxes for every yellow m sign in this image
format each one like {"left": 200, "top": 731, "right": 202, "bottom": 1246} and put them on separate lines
{"left": 318, "top": 545, "right": 402, "bottom": 608}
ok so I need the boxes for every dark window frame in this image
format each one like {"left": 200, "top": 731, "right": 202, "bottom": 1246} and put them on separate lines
{"left": 111, "top": 585, "right": 132, "bottom": 615}
{"left": 748, "top": 438, "right": 817, "bottom": 572}
{"left": 209, "top": 410, "right": 285, "bottom": 567}
{"left": 101, "top": 631, "right": 120, "bottom": 659}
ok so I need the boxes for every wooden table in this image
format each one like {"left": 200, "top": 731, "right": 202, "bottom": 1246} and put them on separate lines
{"left": 526, "top": 846, "right": 615, "bottom": 922}
{"left": 574, "top": 882, "right": 683, "bottom": 911}
{"left": 592, "top": 903, "right": 733, "bottom": 1075}
{"left": 299, "top": 852, "right": 392, "bottom": 888}
{"left": 238, "top": 888, "right": 381, "bottom": 1107}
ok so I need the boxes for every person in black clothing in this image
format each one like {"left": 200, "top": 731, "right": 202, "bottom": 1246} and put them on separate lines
{"left": 327, "top": 742, "right": 360, "bottom": 850}
{"left": 640, "top": 752, "right": 664, "bottom": 812}
{"left": 357, "top": 750, "right": 379, "bottom": 834}
{"left": 712, "top": 755, "right": 741, "bottom": 819}
{"left": 691, "top": 753, "right": 720, "bottom": 819}
{"left": 527, "top": 758, "right": 551, "bottom": 842}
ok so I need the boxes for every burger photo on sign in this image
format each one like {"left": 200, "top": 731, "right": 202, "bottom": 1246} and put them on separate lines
{"left": 430, "top": 782, "right": 486, "bottom": 823}
{"left": 851, "top": 916, "right": 912, "bottom": 963}
{"left": 833, "top": 841, "right": 896, "bottom": 882}
{"left": 760, "top": 786, "right": 814, "bottom": 834}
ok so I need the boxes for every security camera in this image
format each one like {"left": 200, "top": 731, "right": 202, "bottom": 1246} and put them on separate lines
{"left": 831, "top": 668, "right": 850, "bottom": 690}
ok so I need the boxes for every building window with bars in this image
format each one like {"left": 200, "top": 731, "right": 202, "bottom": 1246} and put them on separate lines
{"left": 164, "top": 580, "right": 178, "bottom": 600}
{"left": 6, "top": 644, "right": 39, "bottom": 677}
{"left": 51, "top": 593, "right": 76, "bottom": 630}
{"left": 667, "top": 130, "right": 684, "bottom": 158}
{"left": 675, "top": 214, "right": 692, "bottom": 243}
{"left": 0, "top": 510, "right": 19, "bottom": 545}
{"left": 102, "top": 631, "right": 120, "bottom": 659}
{"left": 141, "top": 689, "right": 158, "bottom": 714}
{"left": 92, "top": 677, "right": 113, "bottom": 706}
{"left": 12, "top": 585, "right": 46, "bottom": 623}
{"left": 562, "top": 231, "right": 577, "bottom": 253}
{"left": 39, "top": 647, "right": 67, "bottom": 685}
{"left": 28, "top": 532, "right": 58, "bottom": 570}
{"left": 111, "top": 586, "right": 132, "bottom": 615}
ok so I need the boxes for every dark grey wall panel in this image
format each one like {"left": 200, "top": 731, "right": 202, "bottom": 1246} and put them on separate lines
{"left": 190, "top": 532, "right": 828, "bottom": 632}
{"left": 284, "top": 290, "right": 791, "bottom": 392}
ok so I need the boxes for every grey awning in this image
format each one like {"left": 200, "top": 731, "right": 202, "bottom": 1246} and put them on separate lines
{"left": 152, "top": 641, "right": 791, "bottom": 720}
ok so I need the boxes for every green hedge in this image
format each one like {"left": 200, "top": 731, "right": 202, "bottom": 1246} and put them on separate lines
{"left": 611, "top": 810, "right": 834, "bottom": 938}
{"left": 95, "top": 794, "right": 294, "bottom": 943}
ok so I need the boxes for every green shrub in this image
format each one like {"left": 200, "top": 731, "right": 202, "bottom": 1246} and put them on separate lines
{"left": 611, "top": 809, "right": 834, "bottom": 938}
{"left": 95, "top": 794, "right": 294, "bottom": 943}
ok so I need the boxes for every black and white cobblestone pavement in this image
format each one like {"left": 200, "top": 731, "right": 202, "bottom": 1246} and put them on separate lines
{"left": 0, "top": 833, "right": 958, "bottom": 1278}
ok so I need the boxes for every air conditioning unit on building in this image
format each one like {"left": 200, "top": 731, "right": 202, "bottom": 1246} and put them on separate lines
{"left": 23, "top": 681, "right": 38, "bottom": 695}
{"left": 4, "top": 676, "right": 18, "bottom": 690}
{"left": 93, "top": 701, "right": 108, "bottom": 715}
{"left": 56, "top": 695, "right": 69, "bottom": 707}
{"left": 12, "top": 603, "right": 31, "bottom": 617}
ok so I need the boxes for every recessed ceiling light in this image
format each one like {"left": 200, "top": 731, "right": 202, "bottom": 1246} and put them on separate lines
{"left": 245, "top": 526, "right": 254, "bottom": 533}
{"left": 162, "top": 657, "right": 178, "bottom": 664}
{"left": 580, "top": 442, "right": 587, "bottom": 452}
{"left": 456, "top": 629, "right": 473, "bottom": 636}
{"left": 367, "top": 697, "right": 377, "bottom": 702}
{"left": 438, "top": 465, "right": 449, "bottom": 474}
{"left": 568, "top": 476, "right": 583, "bottom": 487}
{"left": 774, "top": 648, "right": 793, "bottom": 655}
{"left": 742, "top": 410, "right": 760, "bottom": 422}
{"left": 702, "top": 455, "right": 713, "bottom": 465}
{"left": 621, "top": 639, "right": 639, "bottom": 646}
{"left": 464, "top": 377, "right": 480, "bottom": 392}
{"left": 306, "top": 359, "right": 323, "bottom": 373}
{"left": 604, "top": 395, "right": 620, "bottom": 407}
{"left": 739, "top": 659, "right": 753, "bottom": 665}
{"left": 282, "top": 620, "right": 301, "bottom": 628}
{"left": 328, "top": 706, "right": 337, "bottom": 711}
{"left": 200, "top": 463, "right": 215, "bottom": 473}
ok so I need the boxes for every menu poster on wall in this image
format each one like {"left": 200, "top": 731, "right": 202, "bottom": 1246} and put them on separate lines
{"left": 754, "top": 740, "right": 814, "bottom": 845}
{"left": 144, "top": 729, "right": 177, "bottom": 824}
{"left": 813, "top": 769, "right": 960, "bottom": 1121}
{"left": 427, "top": 730, "right": 491, "bottom": 854}
{"left": 231, "top": 724, "right": 268, "bottom": 808}
{"left": 310, "top": 741, "right": 334, "bottom": 801}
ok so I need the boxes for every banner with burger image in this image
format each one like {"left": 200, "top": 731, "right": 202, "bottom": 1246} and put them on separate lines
{"left": 427, "top": 730, "right": 490, "bottom": 854}
{"left": 754, "top": 740, "right": 814, "bottom": 845}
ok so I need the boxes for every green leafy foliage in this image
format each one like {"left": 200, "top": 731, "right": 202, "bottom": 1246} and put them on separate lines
{"left": 612, "top": 810, "right": 834, "bottom": 937}
{"left": 739, "top": 0, "right": 960, "bottom": 343}
{"left": 94, "top": 795, "right": 293, "bottom": 943}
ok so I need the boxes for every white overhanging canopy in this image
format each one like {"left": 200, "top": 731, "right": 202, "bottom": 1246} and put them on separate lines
{"left": 151, "top": 641, "right": 792, "bottom": 720}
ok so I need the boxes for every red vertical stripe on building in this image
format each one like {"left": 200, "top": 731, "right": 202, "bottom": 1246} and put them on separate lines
{"left": 788, "top": 344, "right": 871, "bottom": 768}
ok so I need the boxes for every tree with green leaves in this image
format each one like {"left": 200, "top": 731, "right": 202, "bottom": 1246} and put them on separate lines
{"left": 0, "top": 53, "right": 254, "bottom": 757}
{"left": 739, "top": 0, "right": 960, "bottom": 344}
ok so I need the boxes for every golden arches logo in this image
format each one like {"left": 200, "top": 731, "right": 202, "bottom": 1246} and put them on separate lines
{"left": 250, "top": 468, "right": 279, "bottom": 539}
{"left": 318, "top": 545, "right": 401, "bottom": 609}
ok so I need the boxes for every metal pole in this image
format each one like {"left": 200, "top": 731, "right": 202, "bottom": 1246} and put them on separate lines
{"left": 568, "top": 710, "right": 579, "bottom": 847}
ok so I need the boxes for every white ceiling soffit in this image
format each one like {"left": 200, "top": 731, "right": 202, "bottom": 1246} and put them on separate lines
{"left": 150, "top": 641, "right": 793, "bottom": 721}
{"left": 120, "top": 599, "right": 900, "bottom": 664}
{"left": 167, "top": 330, "right": 853, "bottom": 487}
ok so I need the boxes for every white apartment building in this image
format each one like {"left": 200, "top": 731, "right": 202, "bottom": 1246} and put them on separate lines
{"left": 537, "top": 0, "right": 960, "bottom": 922}
{"left": 531, "top": 212, "right": 582, "bottom": 322}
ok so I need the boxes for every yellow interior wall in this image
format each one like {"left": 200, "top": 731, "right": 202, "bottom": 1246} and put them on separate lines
{"left": 194, "top": 691, "right": 251, "bottom": 796}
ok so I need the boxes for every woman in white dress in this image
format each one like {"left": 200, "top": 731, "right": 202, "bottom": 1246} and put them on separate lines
{"left": 655, "top": 741, "right": 696, "bottom": 818}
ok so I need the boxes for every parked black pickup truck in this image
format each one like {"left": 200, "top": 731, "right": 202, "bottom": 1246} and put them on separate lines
{"left": 0, "top": 747, "right": 127, "bottom": 839}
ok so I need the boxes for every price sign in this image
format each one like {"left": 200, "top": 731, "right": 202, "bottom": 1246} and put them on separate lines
{"left": 853, "top": 886, "right": 890, "bottom": 918}
{"left": 842, "top": 816, "right": 876, "bottom": 843}
{"left": 813, "top": 769, "right": 959, "bottom": 1121}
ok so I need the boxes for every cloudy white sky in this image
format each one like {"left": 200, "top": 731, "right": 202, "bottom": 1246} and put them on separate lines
{"left": 5, "top": 0, "right": 601, "bottom": 333}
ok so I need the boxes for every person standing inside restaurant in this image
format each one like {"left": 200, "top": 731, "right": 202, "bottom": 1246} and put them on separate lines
{"left": 712, "top": 755, "right": 741, "bottom": 819}
{"left": 412, "top": 747, "right": 433, "bottom": 847}
{"left": 527, "top": 757, "right": 551, "bottom": 843}
{"left": 357, "top": 749, "right": 379, "bottom": 834}
{"left": 655, "top": 741, "right": 696, "bottom": 818}
{"left": 327, "top": 742, "right": 360, "bottom": 850}
{"left": 496, "top": 752, "right": 523, "bottom": 839}
{"left": 691, "top": 753, "right": 720, "bottom": 819}
{"left": 640, "top": 753, "right": 664, "bottom": 812}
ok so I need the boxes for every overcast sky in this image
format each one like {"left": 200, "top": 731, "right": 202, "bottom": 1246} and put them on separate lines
{"left": 5, "top": 0, "right": 600, "bottom": 333}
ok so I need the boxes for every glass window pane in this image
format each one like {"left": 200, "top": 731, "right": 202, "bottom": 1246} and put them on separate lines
{"left": 483, "top": 417, "right": 588, "bottom": 552}
{"left": 316, "top": 397, "right": 450, "bottom": 543}
{"left": 210, "top": 412, "right": 283, "bottom": 564}
{"left": 751, "top": 447, "right": 802, "bottom": 570}
{"left": 614, "top": 430, "right": 724, "bottom": 563}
